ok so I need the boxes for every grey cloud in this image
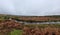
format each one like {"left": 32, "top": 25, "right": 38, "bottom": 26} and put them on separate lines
{"left": 0, "top": 0, "right": 60, "bottom": 16}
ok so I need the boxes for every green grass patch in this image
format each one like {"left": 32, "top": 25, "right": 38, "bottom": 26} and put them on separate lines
{"left": 11, "top": 29, "right": 23, "bottom": 35}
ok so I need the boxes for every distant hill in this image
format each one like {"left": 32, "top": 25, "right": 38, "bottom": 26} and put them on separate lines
{"left": 0, "top": 14, "right": 60, "bottom": 22}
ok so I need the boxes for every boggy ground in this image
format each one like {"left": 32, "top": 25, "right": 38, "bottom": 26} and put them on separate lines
{"left": 0, "top": 20, "right": 60, "bottom": 35}
{"left": 0, "top": 20, "right": 23, "bottom": 35}
{"left": 22, "top": 24, "right": 60, "bottom": 35}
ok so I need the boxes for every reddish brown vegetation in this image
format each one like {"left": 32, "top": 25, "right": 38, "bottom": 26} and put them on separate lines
{"left": 0, "top": 20, "right": 23, "bottom": 35}
{"left": 22, "top": 26, "right": 60, "bottom": 35}
{"left": 0, "top": 19, "right": 60, "bottom": 35}
{"left": 19, "top": 16, "right": 60, "bottom": 22}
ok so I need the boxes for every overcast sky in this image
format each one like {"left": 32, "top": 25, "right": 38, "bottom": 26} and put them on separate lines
{"left": 0, "top": 0, "right": 60, "bottom": 16}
